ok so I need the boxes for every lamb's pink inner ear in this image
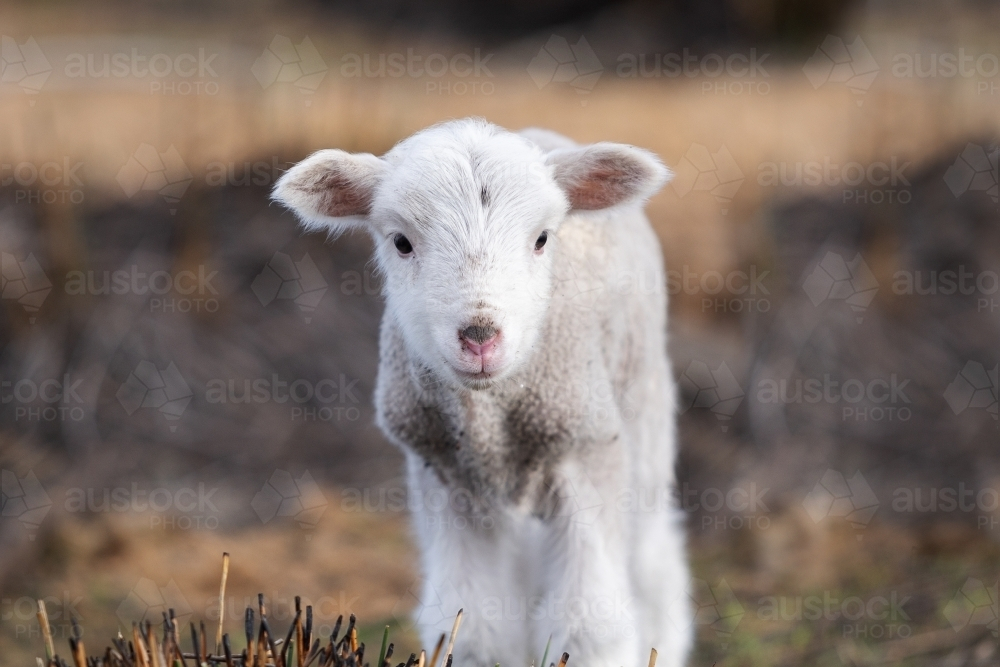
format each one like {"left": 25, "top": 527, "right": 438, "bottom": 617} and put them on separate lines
{"left": 275, "top": 150, "right": 383, "bottom": 221}
{"left": 305, "top": 167, "right": 374, "bottom": 217}
{"left": 550, "top": 144, "right": 669, "bottom": 211}
{"left": 560, "top": 154, "right": 641, "bottom": 210}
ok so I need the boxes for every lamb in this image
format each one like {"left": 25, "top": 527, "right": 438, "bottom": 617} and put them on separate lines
{"left": 273, "top": 118, "right": 691, "bottom": 667}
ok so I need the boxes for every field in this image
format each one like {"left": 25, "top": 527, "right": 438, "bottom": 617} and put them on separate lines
{"left": 1, "top": 1, "right": 999, "bottom": 665}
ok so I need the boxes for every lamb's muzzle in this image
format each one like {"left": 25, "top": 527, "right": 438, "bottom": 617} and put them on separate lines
{"left": 460, "top": 323, "right": 498, "bottom": 345}
{"left": 459, "top": 324, "right": 499, "bottom": 364}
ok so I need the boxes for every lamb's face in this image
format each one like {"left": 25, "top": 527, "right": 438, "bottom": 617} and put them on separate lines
{"left": 273, "top": 119, "right": 670, "bottom": 390}
{"left": 368, "top": 133, "right": 568, "bottom": 387}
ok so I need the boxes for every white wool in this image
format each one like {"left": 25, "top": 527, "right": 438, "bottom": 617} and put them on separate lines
{"left": 275, "top": 118, "right": 691, "bottom": 667}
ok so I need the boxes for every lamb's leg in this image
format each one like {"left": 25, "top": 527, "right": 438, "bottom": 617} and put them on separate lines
{"left": 536, "top": 463, "right": 643, "bottom": 667}
{"left": 631, "top": 505, "right": 692, "bottom": 667}
{"left": 625, "top": 383, "right": 692, "bottom": 666}
{"left": 406, "top": 457, "right": 530, "bottom": 667}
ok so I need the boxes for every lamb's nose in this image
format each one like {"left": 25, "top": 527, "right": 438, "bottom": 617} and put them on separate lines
{"left": 459, "top": 325, "right": 499, "bottom": 356}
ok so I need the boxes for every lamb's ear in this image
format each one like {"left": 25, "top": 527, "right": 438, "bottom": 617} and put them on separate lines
{"left": 273, "top": 149, "right": 385, "bottom": 234}
{"left": 546, "top": 143, "right": 671, "bottom": 211}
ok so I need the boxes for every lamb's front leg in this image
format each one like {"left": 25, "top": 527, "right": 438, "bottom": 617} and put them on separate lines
{"left": 538, "top": 463, "right": 643, "bottom": 667}
{"left": 407, "top": 456, "right": 531, "bottom": 667}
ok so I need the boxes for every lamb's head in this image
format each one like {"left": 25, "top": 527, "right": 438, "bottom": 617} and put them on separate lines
{"left": 273, "top": 119, "right": 669, "bottom": 388}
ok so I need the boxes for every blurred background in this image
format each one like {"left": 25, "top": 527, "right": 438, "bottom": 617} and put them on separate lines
{"left": 0, "top": 0, "right": 998, "bottom": 665}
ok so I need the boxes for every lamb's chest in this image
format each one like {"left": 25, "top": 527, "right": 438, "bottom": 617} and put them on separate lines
{"left": 379, "top": 369, "right": 622, "bottom": 506}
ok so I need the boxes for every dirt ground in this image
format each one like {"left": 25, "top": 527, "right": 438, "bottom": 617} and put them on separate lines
{"left": 4, "top": 498, "right": 1000, "bottom": 666}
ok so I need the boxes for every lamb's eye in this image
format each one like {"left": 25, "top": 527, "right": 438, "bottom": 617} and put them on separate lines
{"left": 534, "top": 231, "right": 548, "bottom": 252}
{"left": 393, "top": 233, "right": 413, "bottom": 256}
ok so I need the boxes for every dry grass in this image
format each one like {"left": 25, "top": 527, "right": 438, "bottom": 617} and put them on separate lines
{"left": 1, "top": 500, "right": 419, "bottom": 666}
{"left": 6, "top": 500, "right": 1000, "bottom": 667}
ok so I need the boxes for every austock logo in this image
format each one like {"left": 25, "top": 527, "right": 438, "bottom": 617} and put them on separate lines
{"left": 891, "top": 483, "right": 1000, "bottom": 530}
{"left": 64, "top": 482, "right": 220, "bottom": 531}
{"left": 1, "top": 252, "right": 52, "bottom": 323}
{"left": 392, "top": 580, "right": 461, "bottom": 633}
{"left": 802, "top": 470, "right": 879, "bottom": 536}
{"left": 251, "top": 470, "right": 328, "bottom": 535}
{"left": 944, "top": 361, "right": 998, "bottom": 421}
{"left": 117, "top": 578, "right": 192, "bottom": 628}
{"left": 891, "top": 48, "right": 1000, "bottom": 82}
{"left": 204, "top": 373, "right": 361, "bottom": 423}
{"left": 671, "top": 144, "right": 744, "bottom": 214}
{"left": 480, "top": 589, "right": 638, "bottom": 641}
{"left": 1, "top": 469, "right": 52, "bottom": 540}
{"left": 64, "top": 264, "right": 220, "bottom": 314}
{"left": 757, "top": 156, "right": 912, "bottom": 205}
{"left": 802, "top": 251, "right": 879, "bottom": 323}
{"left": 678, "top": 360, "right": 744, "bottom": 432}
{"left": 615, "top": 48, "right": 771, "bottom": 96}
{"left": 755, "top": 373, "right": 913, "bottom": 423}
{"left": 116, "top": 360, "right": 193, "bottom": 430}
{"left": 62, "top": 44, "right": 220, "bottom": 96}
{"left": 890, "top": 266, "right": 999, "bottom": 315}
{"left": 944, "top": 578, "right": 998, "bottom": 636}
{"left": 204, "top": 156, "right": 287, "bottom": 187}
{"left": 3, "top": 591, "right": 82, "bottom": 640}
{"left": 944, "top": 143, "right": 999, "bottom": 203}
{"left": 528, "top": 35, "right": 603, "bottom": 98}
{"left": 213, "top": 592, "right": 360, "bottom": 634}
{"left": 757, "top": 591, "right": 912, "bottom": 640}
{"left": 116, "top": 144, "right": 193, "bottom": 213}
{"left": 340, "top": 479, "right": 496, "bottom": 531}
{"left": 682, "top": 578, "right": 744, "bottom": 650}
{"left": 252, "top": 35, "right": 327, "bottom": 103}
{"left": 542, "top": 472, "right": 604, "bottom": 527}
{"left": 0, "top": 36, "right": 52, "bottom": 102}
{"left": 2, "top": 157, "right": 86, "bottom": 204}
{"left": 2, "top": 374, "right": 86, "bottom": 423}
{"left": 666, "top": 264, "right": 771, "bottom": 314}
{"left": 803, "top": 35, "right": 879, "bottom": 105}
{"left": 252, "top": 252, "right": 328, "bottom": 323}
{"left": 338, "top": 48, "right": 495, "bottom": 97}
{"left": 677, "top": 482, "right": 771, "bottom": 532}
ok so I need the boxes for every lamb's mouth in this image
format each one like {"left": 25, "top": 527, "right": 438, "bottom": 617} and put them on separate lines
{"left": 451, "top": 365, "right": 505, "bottom": 388}
{"left": 450, "top": 352, "right": 505, "bottom": 382}
{"left": 454, "top": 368, "right": 499, "bottom": 381}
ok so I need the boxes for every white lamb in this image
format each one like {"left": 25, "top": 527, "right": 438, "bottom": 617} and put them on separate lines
{"left": 274, "top": 119, "right": 691, "bottom": 667}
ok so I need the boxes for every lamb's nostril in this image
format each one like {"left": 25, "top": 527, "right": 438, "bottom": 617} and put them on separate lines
{"left": 460, "top": 325, "right": 498, "bottom": 345}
